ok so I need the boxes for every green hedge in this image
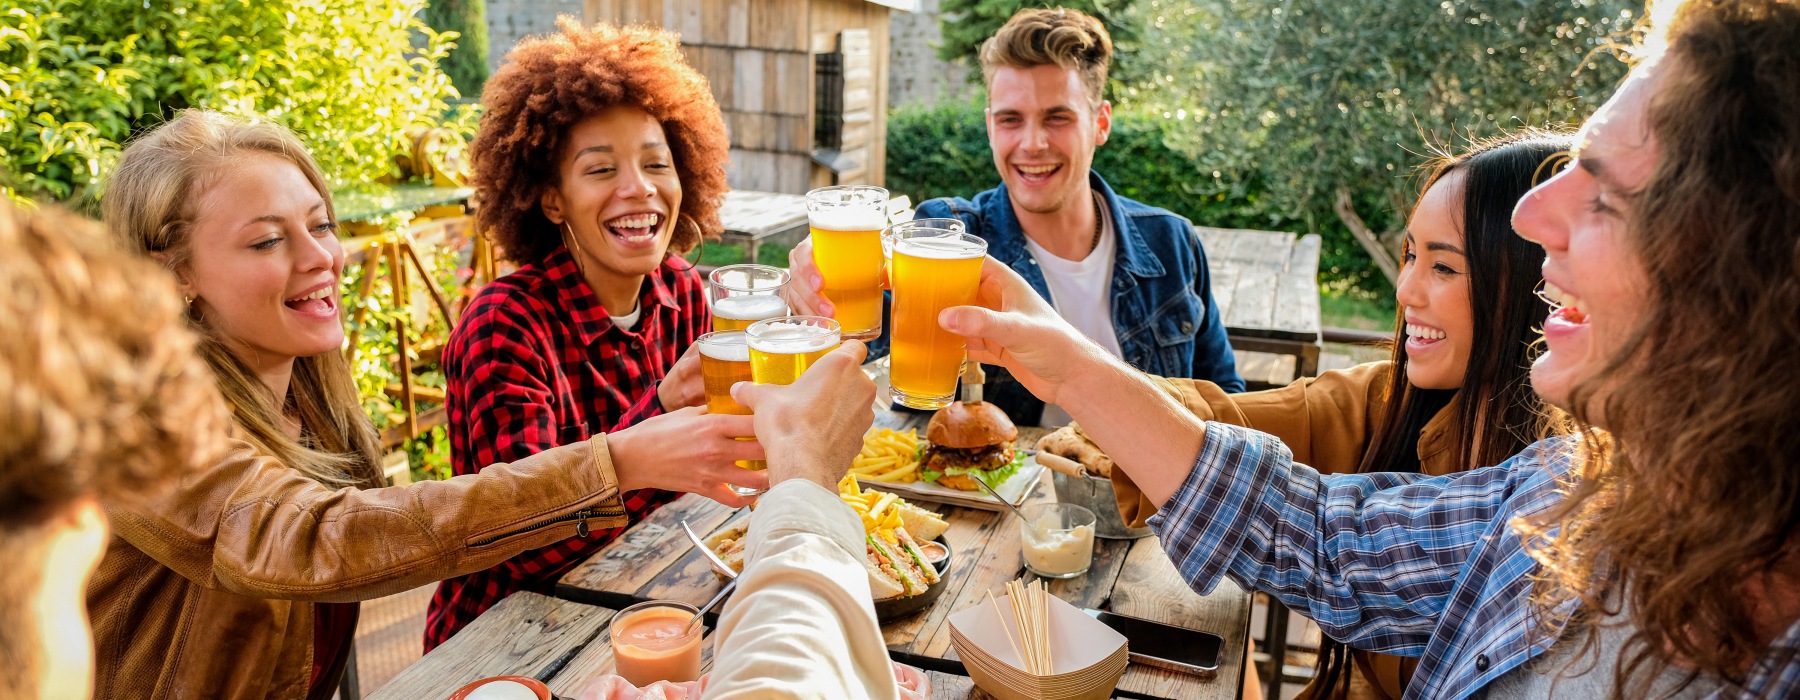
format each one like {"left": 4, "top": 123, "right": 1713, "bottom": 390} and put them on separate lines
{"left": 885, "top": 99, "right": 1391, "bottom": 298}
{"left": 0, "top": 0, "right": 473, "bottom": 206}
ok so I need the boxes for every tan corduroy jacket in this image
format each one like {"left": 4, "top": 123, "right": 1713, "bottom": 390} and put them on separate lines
{"left": 1115, "top": 361, "right": 1459, "bottom": 700}
{"left": 87, "top": 437, "right": 631, "bottom": 700}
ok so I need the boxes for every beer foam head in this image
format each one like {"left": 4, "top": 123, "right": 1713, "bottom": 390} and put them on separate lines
{"left": 697, "top": 332, "right": 751, "bottom": 362}
{"left": 808, "top": 207, "right": 887, "bottom": 232}
{"left": 711, "top": 294, "right": 788, "bottom": 321}
{"left": 747, "top": 321, "right": 839, "bottom": 354}
{"left": 893, "top": 236, "right": 985, "bottom": 260}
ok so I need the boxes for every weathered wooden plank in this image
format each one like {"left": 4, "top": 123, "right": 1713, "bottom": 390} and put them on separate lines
{"left": 1271, "top": 232, "right": 1323, "bottom": 335}
{"left": 585, "top": 0, "right": 619, "bottom": 24}
{"left": 733, "top": 49, "right": 766, "bottom": 113}
{"left": 725, "top": 0, "right": 749, "bottom": 45}
{"left": 367, "top": 593, "right": 616, "bottom": 700}
{"left": 557, "top": 494, "right": 735, "bottom": 595}
{"left": 775, "top": 51, "right": 810, "bottom": 117}
{"left": 776, "top": 153, "right": 811, "bottom": 194}
{"left": 1108, "top": 536, "right": 1250, "bottom": 698}
{"left": 666, "top": 0, "right": 701, "bottom": 41}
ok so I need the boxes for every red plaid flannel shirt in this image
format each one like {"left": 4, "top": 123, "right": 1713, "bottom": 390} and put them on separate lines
{"left": 425, "top": 245, "right": 706, "bottom": 649}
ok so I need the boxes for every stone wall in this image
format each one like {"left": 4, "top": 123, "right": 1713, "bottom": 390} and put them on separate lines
{"left": 886, "top": 0, "right": 978, "bottom": 108}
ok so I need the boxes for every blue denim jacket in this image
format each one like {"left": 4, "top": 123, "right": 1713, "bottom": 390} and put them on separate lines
{"left": 899, "top": 171, "right": 1243, "bottom": 424}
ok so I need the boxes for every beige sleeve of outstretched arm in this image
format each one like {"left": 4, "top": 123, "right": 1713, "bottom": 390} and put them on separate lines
{"left": 704, "top": 480, "right": 900, "bottom": 700}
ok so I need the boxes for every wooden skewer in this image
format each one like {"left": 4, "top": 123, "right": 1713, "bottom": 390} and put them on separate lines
{"left": 989, "top": 589, "right": 1025, "bottom": 670}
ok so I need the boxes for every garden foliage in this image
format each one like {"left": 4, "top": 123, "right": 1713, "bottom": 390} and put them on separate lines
{"left": 0, "top": 0, "right": 472, "bottom": 206}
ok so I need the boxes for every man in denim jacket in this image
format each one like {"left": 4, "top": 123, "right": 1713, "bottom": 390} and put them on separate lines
{"left": 787, "top": 8, "right": 1242, "bottom": 425}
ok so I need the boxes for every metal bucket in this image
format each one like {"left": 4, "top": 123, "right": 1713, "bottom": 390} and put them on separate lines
{"left": 1050, "top": 469, "right": 1152, "bottom": 540}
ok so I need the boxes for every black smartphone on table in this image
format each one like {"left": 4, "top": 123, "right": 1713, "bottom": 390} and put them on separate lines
{"left": 1084, "top": 609, "right": 1223, "bottom": 677}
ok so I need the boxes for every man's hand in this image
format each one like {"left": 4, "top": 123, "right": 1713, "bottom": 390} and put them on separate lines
{"left": 780, "top": 238, "right": 835, "bottom": 317}
{"left": 938, "top": 257, "right": 1113, "bottom": 406}
{"left": 732, "top": 341, "right": 876, "bottom": 489}
{"left": 656, "top": 342, "right": 706, "bottom": 411}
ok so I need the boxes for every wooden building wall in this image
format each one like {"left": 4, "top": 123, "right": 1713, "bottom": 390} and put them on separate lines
{"left": 808, "top": 0, "right": 888, "bottom": 188}
{"left": 582, "top": 0, "right": 890, "bottom": 194}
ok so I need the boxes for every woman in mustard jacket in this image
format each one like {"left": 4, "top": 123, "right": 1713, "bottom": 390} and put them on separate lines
{"left": 1105, "top": 131, "right": 1574, "bottom": 700}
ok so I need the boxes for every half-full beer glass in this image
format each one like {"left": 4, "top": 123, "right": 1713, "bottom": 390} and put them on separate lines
{"left": 696, "top": 330, "right": 765, "bottom": 493}
{"left": 806, "top": 186, "right": 888, "bottom": 340}
{"left": 708, "top": 264, "right": 790, "bottom": 332}
{"left": 884, "top": 226, "right": 986, "bottom": 409}
{"left": 746, "top": 316, "right": 841, "bottom": 388}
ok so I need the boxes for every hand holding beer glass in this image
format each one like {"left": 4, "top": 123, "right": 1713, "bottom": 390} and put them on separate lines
{"left": 708, "top": 264, "right": 790, "bottom": 332}
{"left": 696, "top": 330, "right": 765, "bottom": 496}
{"left": 805, "top": 186, "right": 889, "bottom": 340}
{"left": 884, "top": 224, "right": 986, "bottom": 409}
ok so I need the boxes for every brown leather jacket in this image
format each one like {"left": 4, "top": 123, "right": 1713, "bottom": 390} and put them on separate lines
{"left": 86, "top": 437, "right": 630, "bottom": 700}
{"left": 1117, "top": 361, "right": 1455, "bottom": 700}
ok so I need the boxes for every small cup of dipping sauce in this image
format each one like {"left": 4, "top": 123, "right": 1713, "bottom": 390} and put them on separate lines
{"left": 1019, "top": 503, "right": 1097, "bottom": 579}
{"left": 610, "top": 600, "right": 705, "bottom": 687}
{"left": 449, "top": 676, "right": 549, "bottom": 700}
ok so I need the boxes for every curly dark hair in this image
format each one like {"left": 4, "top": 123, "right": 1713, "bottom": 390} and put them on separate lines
{"left": 473, "top": 17, "right": 730, "bottom": 264}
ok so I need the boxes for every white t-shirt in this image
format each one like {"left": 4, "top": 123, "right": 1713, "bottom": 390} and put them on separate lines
{"left": 609, "top": 304, "right": 642, "bottom": 332}
{"left": 1023, "top": 194, "right": 1124, "bottom": 427}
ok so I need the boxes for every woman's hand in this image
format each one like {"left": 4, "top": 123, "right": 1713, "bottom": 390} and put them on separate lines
{"left": 938, "top": 257, "right": 1114, "bottom": 406}
{"left": 656, "top": 343, "right": 706, "bottom": 412}
{"left": 607, "top": 407, "right": 770, "bottom": 508}
{"left": 733, "top": 341, "right": 876, "bottom": 490}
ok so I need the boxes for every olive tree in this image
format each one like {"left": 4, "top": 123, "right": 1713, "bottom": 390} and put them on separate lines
{"left": 1121, "top": 0, "right": 1637, "bottom": 289}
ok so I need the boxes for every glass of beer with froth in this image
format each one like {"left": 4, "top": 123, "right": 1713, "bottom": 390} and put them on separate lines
{"left": 884, "top": 225, "right": 987, "bottom": 409}
{"left": 746, "top": 316, "right": 842, "bottom": 390}
{"left": 806, "top": 186, "right": 889, "bottom": 340}
{"left": 708, "top": 264, "right": 790, "bottom": 332}
{"left": 696, "top": 331, "right": 764, "bottom": 494}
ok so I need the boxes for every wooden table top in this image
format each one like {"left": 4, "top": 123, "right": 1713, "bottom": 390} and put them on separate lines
{"left": 368, "top": 590, "right": 1011, "bottom": 699}
{"left": 1199, "top": 226, "right": 1323, "bottom": 343}
{"left": 547, "top": 409, "right": 1252, "bottom": 700}
{"left": 718, "top": 190, "right": 811, "bottom": 239}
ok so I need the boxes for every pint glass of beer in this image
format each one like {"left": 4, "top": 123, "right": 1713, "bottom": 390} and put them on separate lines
{"left": 746, "top": 316, "right": 842, "bottom": 388}
{"left": 884, "top": 226, "right": 986, "bottom": 409}
{"left": 708, "top": 264, "right": 790, "bottom": 332}
{"left": 696, "top": 330, "right": 765, "bottom": 492}
{"left": 806, "top": 186, "right": 888, "bottom": 340}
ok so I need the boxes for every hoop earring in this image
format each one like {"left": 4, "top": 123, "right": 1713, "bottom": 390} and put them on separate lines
{"left": 184, "top": 294, "right": 194, "bottom": 305}
{"left": 675, "top": 214, "right": 704, "bottom": 270}
{"left": 563, "top": 222, "right": 589, "bottom": 277}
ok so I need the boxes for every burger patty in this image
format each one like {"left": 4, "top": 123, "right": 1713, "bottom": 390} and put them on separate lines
{"left": 921, "top": 443, "right": 1017, "bottom": 473}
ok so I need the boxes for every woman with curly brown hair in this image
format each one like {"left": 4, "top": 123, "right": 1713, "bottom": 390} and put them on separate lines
{"left": 88, "top": 106, "right": 770, "bottom": 700}
{"left": 940, "top": 0, "right": 1800, "bottom": 696}
{"left": 426, "top": 18, "right": 759, "bottom": 648}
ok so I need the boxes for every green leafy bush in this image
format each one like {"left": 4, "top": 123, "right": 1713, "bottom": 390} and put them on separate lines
{"left": 0, "top": 0, "right": 473, "bottom": 205}
{"left": 422, "top": 0, "right": 490, "bottom": 100}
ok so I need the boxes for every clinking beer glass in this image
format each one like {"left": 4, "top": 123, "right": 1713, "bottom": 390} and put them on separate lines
{"left": 708, "top": 264, "right": 790, "bottom": 332}
{"left": 806, "top": 186, "right": 888, "bottom": 340}
{"left": 883, "top": 225, "right": 986, "bottom": 409}
{"left": 695, "top": 330, "right": 764, "bottom": 494}
{"left": 746, "top": 316, "right": 841, "bottom": 389}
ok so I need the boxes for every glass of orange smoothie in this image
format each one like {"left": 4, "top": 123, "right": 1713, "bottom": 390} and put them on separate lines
{"left": 609, "top": 600, "right": 704, "bottom": 686}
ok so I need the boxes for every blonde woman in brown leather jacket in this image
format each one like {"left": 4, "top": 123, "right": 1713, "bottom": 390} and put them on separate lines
{"left": 1105, "top": 132, "right": 1574, "bottom": 700}
{"left": 86, "top": 110, "right": 765, "bottom": 700}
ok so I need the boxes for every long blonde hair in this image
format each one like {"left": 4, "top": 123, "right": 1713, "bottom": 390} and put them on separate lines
{"left": 102, "top": 110, "right": 383, "bottom": 488}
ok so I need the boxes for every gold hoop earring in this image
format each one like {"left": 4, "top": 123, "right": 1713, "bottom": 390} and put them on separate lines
{"left": 563, "top": 222, "right": 588, "bottom": 276}
{"left": 184, "top": 294, "right": 194, "bottom": 306}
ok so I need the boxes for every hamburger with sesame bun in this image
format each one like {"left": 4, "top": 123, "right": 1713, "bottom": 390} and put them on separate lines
{"left": 920, "top": 401, "right": 1024, "bottom": 491}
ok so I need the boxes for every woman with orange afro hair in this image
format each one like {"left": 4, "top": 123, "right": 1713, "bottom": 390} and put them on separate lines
{"left": 427, "top": 19, "right": 764, "bottom": 647}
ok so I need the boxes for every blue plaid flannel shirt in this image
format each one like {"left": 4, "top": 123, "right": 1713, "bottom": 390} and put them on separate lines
{"left": 1150, "top": 422, "right": 1800, "bottom": 699}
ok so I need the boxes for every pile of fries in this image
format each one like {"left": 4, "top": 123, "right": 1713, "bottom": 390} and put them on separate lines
{"left": 839, "top": 475, "right": 907, "bottom": 540}
{"left": 850, "top": 427, "right": 924, "bottom": 483}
